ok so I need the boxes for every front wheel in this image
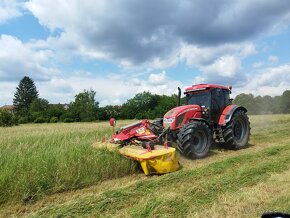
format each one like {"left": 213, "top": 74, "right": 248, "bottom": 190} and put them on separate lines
{"left": 177, "top": 121, "right": 212, "bottom": 159}
{"left": 222, "top": 110, "right": 250, "bottom": 149}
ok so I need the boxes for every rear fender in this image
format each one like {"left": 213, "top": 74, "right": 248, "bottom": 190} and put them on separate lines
{"left": 218, "top": 105, "right": 247, "bottom": 126}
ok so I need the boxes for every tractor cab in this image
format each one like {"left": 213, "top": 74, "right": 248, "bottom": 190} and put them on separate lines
{"left": 184, "top": 84, "right": 232, "bottom": 124}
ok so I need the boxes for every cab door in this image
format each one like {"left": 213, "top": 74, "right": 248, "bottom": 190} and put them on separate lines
{"left": 211, "top": 88, "right": 226, "bottom": 123}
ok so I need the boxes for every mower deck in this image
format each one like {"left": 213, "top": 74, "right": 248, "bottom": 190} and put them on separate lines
{"left": 119, "top": 145, "right": 180, "bottom": 175}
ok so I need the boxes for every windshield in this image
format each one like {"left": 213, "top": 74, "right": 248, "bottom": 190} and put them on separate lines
{"left": 186, "top": 92, "right": 210, "bottom": 108}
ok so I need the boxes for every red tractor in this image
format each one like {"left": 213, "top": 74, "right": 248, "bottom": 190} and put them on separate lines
{"left": 162, "top": 84, "right": 250, "bottom": 159}
{"left": 113, "top": 84, "right": 250, "bottom": 159}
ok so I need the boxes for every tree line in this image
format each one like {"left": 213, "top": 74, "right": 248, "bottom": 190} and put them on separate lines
{"left": 1, "top": 76, "right": 290, "bottom": 126}
{"left": 0, "top": 76, "right": 177, "bottom": 126}
{"left": 234, "top": 91, "right": 290, "bottom": 115}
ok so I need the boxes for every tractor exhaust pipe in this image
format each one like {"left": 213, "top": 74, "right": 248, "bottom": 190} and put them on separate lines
{"left": 177, "top": 87, "right": 181, "bottom": 106}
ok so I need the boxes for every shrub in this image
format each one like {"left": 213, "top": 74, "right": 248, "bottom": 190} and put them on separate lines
{"left": 0, "top": 109, "right": 18, "bottom": 127}
{"left": 50, "top": 116, "right": 58, "bottom": 123}
{"left": 34, "top": 117, "right": 46, "bottom": 123}
{"left": 18, "top": 116, "right": 29, "bottom": 124}
{"left": 63, "top": 118, "right": 75, "bottom": 123}
{"left": 135, "top": 113, "right": 145, "bottom": 120}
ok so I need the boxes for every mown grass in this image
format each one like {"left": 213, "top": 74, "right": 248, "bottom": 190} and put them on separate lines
{"left": 192, "top": 166, "right": 290, "bottom": 217}
{"left": 0, "top": 122, "right": 138, "bottom": 205}
{"left": 266, "top": 196, "right": 290, "bottom": 213}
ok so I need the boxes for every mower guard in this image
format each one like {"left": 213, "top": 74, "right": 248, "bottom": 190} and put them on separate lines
{"left": 112, "top": 119, "right": 158, "bottom": 144}
{"left": 119, "top": 145, "right": 180, "bottom": 175}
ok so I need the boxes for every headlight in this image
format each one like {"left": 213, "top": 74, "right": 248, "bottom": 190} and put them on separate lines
{"left": 163, "top": 117, "right": 175, "bottom": 123}
{"left": 163, "top": 117, "right": 175, "bottom": 129}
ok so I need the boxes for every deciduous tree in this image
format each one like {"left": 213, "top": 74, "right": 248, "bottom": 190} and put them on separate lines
{"left": 68, "top": 89, "right": 99, "bottom": 121}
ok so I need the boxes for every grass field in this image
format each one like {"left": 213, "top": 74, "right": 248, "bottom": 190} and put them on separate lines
{"left": 0, "top": 115, "right": 290, "bottom": 217}
{"left": 0, "top": 121, "right": 138, "bottom": 205}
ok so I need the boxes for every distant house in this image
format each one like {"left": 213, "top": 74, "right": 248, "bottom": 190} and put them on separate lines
{"left": 0, "top": 105, "right": 16, "bottom": 113}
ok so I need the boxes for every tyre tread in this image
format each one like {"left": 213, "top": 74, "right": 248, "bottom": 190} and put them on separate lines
{"left": 177, "top": 121, "right": 212, "bottom": 159}
{"left": 222, "top": 110, "right": 250, "bottom": 149}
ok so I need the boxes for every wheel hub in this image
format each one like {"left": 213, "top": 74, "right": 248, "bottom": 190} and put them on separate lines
{"left": 192, "top": 131, "right": 207, "bottom": 154}
{"left": 233, "top": 119, "right": 245, "bottom": 141}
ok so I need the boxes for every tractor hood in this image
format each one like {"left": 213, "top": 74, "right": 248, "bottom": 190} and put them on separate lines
{"left": 163, "top": 105, "right": 201, "bottom": 130}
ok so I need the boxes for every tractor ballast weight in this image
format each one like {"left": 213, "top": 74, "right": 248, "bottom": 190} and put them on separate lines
{"left": 112, "top": 84, "right": 251, "bottom": 160}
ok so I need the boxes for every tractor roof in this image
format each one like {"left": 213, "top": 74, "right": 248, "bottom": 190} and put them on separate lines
{"left": 185, "top": 84, "right": 231, "bottom": 92}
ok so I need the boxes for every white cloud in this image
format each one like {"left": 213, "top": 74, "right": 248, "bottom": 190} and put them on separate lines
{"left": 234, "top": 64, "right": 290, "bottom": 97}
{"left": 181, "top": 42, "right": 253, "bottom": 86}
{"left": 25, "top": 0, "right": 290, "bottom": 66}
{"left": 180, "top": 42, "right": 255, "bottom": 67}
{"left": 241, "top": 43, "right": 256, "bottom": 57}
{"left": 252, "top": 61, "right": 264, "bottom": 68}
{"left": 0, "top": 81, "right": 18, "bottom": 105}
{"left": 255, "top": 64, "right": 290, "bottom": 87}
{"left": 193, "top": 76, "right": 205, "bottom": 85}
{"left": 148, "top": 71, "right": 166, "bottom": 85}
{"left": 268, "top": 55, "right": 279, "bottom": 63}
{"left": 202, "top": 56, "right": 241, "bottom": 78}
{"left": 35, "top": 77, "right": 74, "bottom": 104}
{"left": 0, "top": 34, "right": 62, "bottom": 105}
{"left": 2, "top": 61, "right": 290, "bottom": 106}
{"left": 19, "top": 63, "right": 290, "bottom": 106}
{"left": 0, "top": 35, "right": 58, "bottom": 81}
{"left": 0, "top": 0, "right": 24, "bottom": 24}
{"left": 1, "top": 70, "right": 182, "bottom": 106}
{"left": 21, "top": 0, "right": 290, "bottom": 96}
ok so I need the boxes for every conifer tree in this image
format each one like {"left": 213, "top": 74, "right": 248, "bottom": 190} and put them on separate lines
{"left": 13, "top": 76, "right": 39, "bottom": 114}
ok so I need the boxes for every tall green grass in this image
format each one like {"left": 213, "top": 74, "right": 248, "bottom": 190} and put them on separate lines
{"left": 0, "top": 122, "right": 138, "bottom": 204}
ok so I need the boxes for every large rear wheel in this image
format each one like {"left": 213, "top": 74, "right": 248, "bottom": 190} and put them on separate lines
{"left": 177, "top": 121, "right": 212, "bottom": 159}
{"left": 222, "top": 110, "right": 250, "bottom": 149}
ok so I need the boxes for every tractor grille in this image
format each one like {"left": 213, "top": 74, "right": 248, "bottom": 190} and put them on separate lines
{"left": 163, "top": 122, "right": 172, "bottom": 129}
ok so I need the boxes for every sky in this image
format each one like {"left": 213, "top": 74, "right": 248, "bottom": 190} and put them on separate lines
{"left": 1, "top": 0, "right": 290, "bottom": 106}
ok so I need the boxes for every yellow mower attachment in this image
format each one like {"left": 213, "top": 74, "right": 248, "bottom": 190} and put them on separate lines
{"left": 119, "top": 145, "right": 180, "bottom": 175}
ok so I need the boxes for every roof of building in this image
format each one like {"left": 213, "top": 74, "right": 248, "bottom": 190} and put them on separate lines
{"left": 0, "top": 105, "right": 16, "bottom": 110}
